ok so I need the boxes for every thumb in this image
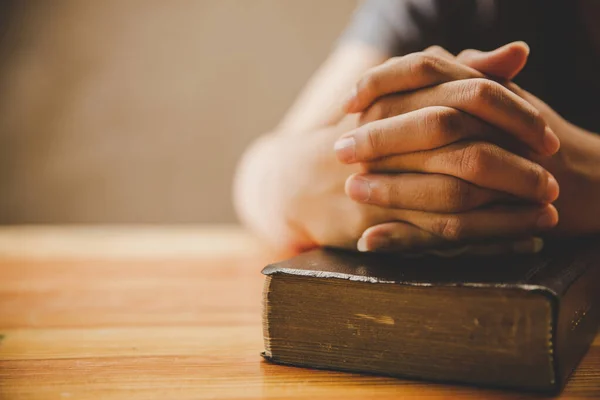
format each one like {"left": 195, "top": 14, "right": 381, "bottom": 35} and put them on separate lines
{"left": 457, "top": 41, "right": 530, "bottom": 81}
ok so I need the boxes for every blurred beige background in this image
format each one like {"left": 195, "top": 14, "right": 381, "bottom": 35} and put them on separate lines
{"left": 0, "top": 0, "right": 357, "bottom": 224}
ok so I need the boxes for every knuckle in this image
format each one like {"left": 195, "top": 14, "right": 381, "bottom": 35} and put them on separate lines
{"left": 456, "top": 142, "right": 501, "bottom": 178}
{"left": 381, "top": 56, "right": 402, "bottom": 66}
{"left": 359, "top": 71, "right": 381, "bottom": 97}
{"left": 463, "top": 78, "right": 502, "bottom": 104}
{"left": 434, "top": 216, "right": 465, "bottom": 241}
{"left": 425, "top": 45, "right": 445, "bottom": 54}
{"left": 409, "top": 53, "right": 443, "bottom": 79}
{"left": 525, "top": 105, "right": 544, "bottom": 131}
{"left": 455, "top": 143, "right": 492, "bottom": 179}
{"left": 379, "top": 181, "right": 399, "bottom": 207}
{"left": 364, "top": 124, "right": 386, "bottom": 158}
{"left": 456, "top": 49, "right": 468, "bottom": 58}
{"left": 431, "top": 107, "right": 464, "bottom": 135}
{"left": 462, "top": 79, "right": 546, "bottom": 133}
{"left": 443, "top": 179, "right": 473, "bottom": 212}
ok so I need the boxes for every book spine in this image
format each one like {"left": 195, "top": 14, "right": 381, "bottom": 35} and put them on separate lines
{"left": 555, "top": 261, "right": 600, "bottom": 389}
{"left": 262, "top": 275, "right": 274, "bottom": 358}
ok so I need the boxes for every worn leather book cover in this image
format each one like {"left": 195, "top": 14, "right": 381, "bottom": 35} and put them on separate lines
{"left": 261, "top": 238, "right": 600, "bottom": 393}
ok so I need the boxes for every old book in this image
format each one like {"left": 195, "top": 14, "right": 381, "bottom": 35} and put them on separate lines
{"left": 261, "top": 238, "right": 600, "bottom": 393}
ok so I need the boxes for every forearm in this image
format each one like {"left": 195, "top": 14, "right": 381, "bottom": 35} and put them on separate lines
{"left": 233, "top": 133, "right": 309, "bottom": 252}
{"left": 513, "top": 86, "right": 600, "bottom": 234}
{"left": 233, "top": 117, "right": 356, "bottom": 252}
{"left": 551, "top": 123, "right": 600, "bottom": 234}
{"left": 233, "top": 44, "right": 388, "bottom": 251}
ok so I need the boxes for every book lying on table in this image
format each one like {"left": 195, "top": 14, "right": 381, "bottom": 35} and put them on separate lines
{"left": 261, "top": 238, "right": 600, "bottom": 393}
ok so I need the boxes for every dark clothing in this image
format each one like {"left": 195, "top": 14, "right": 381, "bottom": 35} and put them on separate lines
{"left": 340, "top": 0, "right": 600, "bottom": 133}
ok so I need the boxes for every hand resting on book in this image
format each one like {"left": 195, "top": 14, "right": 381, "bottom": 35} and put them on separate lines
{"left": 234, "top": 41, "right": 600, "bottom": 255}
{"left": 339, "top": 43, "right": 600, "bottom": 252}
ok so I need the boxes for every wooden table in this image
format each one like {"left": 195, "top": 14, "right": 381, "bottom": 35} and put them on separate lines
{"left": 0, "top": 226, "right": 598, "bottom": 399}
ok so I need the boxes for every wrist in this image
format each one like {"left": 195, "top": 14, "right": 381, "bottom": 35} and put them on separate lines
{"left": 234, "top": 122, "right": 355, "bottom": 252}
{"left": 281, "top": 127, "right": 355, "bottom": 248}
{"left": 233, "top": 134, "right": 312, "bottom": 251}
{"left": 548, "top": 125, "right": 600, "bottom": 234}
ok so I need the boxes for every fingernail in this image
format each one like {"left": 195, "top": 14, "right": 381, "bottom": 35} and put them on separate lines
{"left": 537, "top": 209, "right": 557, "bottom": 229}
{"left": 545, "top": 175, "right": 559, "bottom": 202}
{"left": 357, "top": 235, "right": 390, "bottom": 252}
{"left": 342, "top": 86, "right": 358, "bottom": 113}
{"left": 513, "top": 237, "right": 544, "bottom": 254}
{"left": 334, "top": 137, "right": 356, "bottom": 163}
{"left": 357, "top": 237, "right": 368, "bottom": 252}
{"left": 346, "top": 177, "right": 371, "bottom": 202}
{"left": 531, "top": 237, "right": 544, "bottom": 252}
{"left": 543, "top": 126, "right": 560, "bottom": 154}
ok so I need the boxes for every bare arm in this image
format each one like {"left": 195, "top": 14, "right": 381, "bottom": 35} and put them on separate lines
{"left": 233, "top": 43, "right": 388, "bottom": 251}
{"left": 235, "top": 39, "right": 594, "bottom": 255}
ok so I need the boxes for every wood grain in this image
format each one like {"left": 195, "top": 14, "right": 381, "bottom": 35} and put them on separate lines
{"left": 0, "top": 226, "right": 598, "bottom": 399}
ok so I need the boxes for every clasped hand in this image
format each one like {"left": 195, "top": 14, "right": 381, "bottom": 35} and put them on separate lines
{"left": 334, "top": 43, "right": 561, "bottom": 253}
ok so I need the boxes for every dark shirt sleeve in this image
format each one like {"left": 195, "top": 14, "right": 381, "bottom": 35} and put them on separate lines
{"left": 338, "top": 0, "right": 486, "bottom": 56}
